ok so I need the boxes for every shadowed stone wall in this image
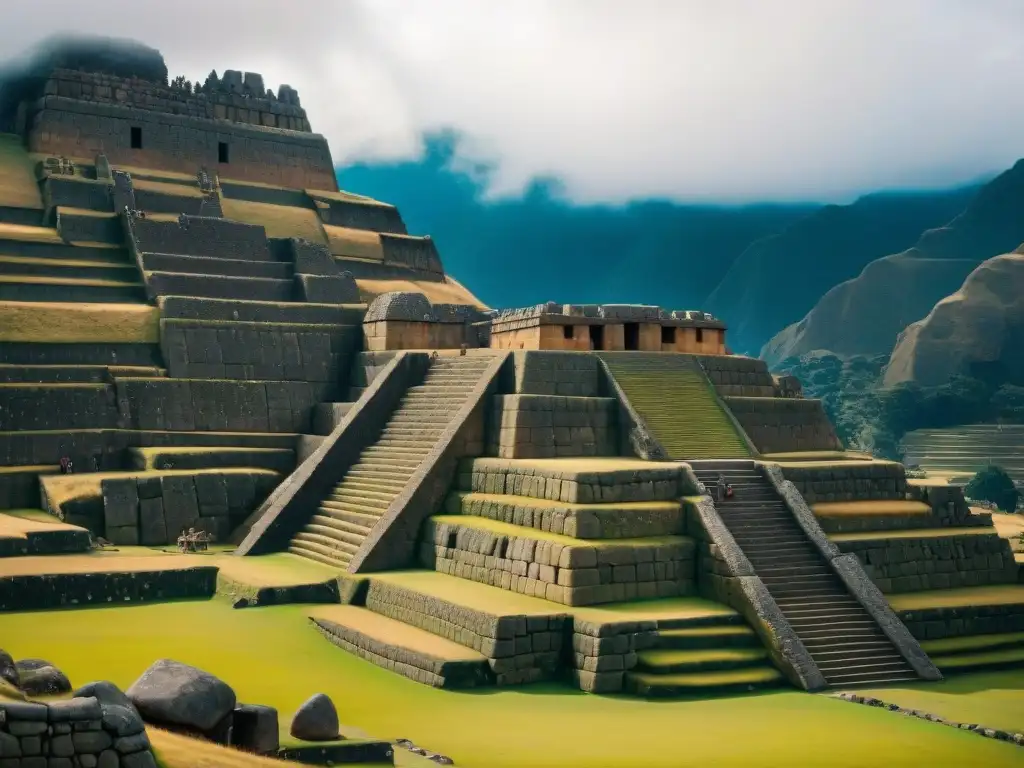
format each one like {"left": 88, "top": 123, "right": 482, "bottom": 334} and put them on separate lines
{"left": 725, "top": 397, "right": 843, "bottom": 454}
{"left": 487, "top": 394, "right": 617, "bottom": 459}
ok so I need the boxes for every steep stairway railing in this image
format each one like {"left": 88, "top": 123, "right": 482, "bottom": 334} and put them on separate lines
{"left": 690, "top": 460, "right": 941, "bottom": 687}
{"left": 597, "top": 353, "right": 753, "bottom": 460}
{"left": 233, "top": 351, "right": 425, "bottom": 554}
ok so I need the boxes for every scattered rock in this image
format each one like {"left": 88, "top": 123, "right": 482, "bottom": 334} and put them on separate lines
{"left": 396, "top": 738, "right": 414, "bottom": 748}
{"left": 232, "top": 704, "right": 280, "bottom": 755}
{"left": 101, "top": 704, "right": 147, "bottom": 738}
{"left": 290, "top": 694, "right": 340, "bottom": 742}
{"left": 0, "top": 649, "right": 19, "bottom": 687}
{"left": 126, "top": 659, "right": 236, "bottom": 734}
{"left": 430, "top": 755, "right": 455, "bottom": 765}
{"left": 18, "top": 662, "right": 72, "bottom": 696}
{"left": 411, "top": 747, "right": 428, "bottom": 756}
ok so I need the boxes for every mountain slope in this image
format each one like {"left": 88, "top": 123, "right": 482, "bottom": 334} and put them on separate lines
{"left": 885, "top": 248, "right": 1024, "bottom": 387}
{"left": 763, "top": 158, "right": 1024, "bottom": 365}
{"left": 339, "top": 134, "right": 817, "bottom": 311}
{"left": 705, "top": 187, "right": 978, "bottom": 354}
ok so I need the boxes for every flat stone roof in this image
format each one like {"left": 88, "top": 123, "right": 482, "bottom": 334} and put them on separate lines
{"left": 491, "top": 302, "right": 726, "bottom": 330}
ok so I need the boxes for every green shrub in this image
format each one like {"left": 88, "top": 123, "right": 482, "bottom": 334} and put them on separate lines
{"left": 966, "top": 465, "right": 1021, "bottom": 513}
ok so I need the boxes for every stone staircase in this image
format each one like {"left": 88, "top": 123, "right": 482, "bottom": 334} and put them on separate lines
{"left": 288, "top": 355, "right": 493, "bottom": 567}
{"left": 690, "top": 461, "right": 920, "bottom": 687}
{"left": 0, "top": 238, "right": 146, "bottom": 303}
{"left": 598, "top": 353, "right": 751, "bottom": 459}
{"left": 625, "top": 613, "right": 783, "bottom": 696}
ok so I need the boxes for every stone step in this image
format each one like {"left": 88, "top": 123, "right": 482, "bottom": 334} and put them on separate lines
{"left": 342, "top": 478, "right": 409, "bottom": 494}
{"left": 146, "top": 271, "right": 294, "bottom": 302}
{"left": 322, "top": 497, "right": 392, "bottom": 517}
{"left": 634, "top": 647, "right": 768, "bottom": 675}
{"left": 407, "top": 384, "right": 477, "bottom": 395}
{"left": 326, "top": 492, "right": 392, "bottom": 511}
{"left": 0, "top": 254, "right": 139, "bottom": 282}
{"left": 352, "top": 455, "right": 424, "bottom": 470}
{"left": 781, "top": 605, "right": 871, "bottom": 621}
{"left": 292, "top": 531, "right": 360, "bottom": 559}
{"left": 330, "top": 485, "right": 397, "bottom": 503}
{"left": 313, "top": 507, "right": 378, "bottom": 532}
{"left": 656, "top": 625, "right": 760, "bottom": 650}
{"left": 797, "top": 627, "right": 890, "bottom": 645}
{"left": 624, "top": 666, "right": 783, "bottom": 698}
{"left": 774, "top": 595, "right": 862, "bottom": 610}
{"left": 288, "top": 540, "right": 351, "bottom": 569}
{"left": 811, "top": 647, "right": 905, "bottom": 664}
{"left": 347, "top": 466, "right": 416, "bottom": 482}
{"left": 127, "top": 446, "right": 295, "bottom": 472}
{"left": 386, "top": 416, "right": 457, "bottom": 427}
{"left": 310, "top": 605, "right": 492, "bottom": 689}
{"left": 804, "top": 641, "right": 897, "bottom": 657}
{"left": 819, "top": 662, "right": 915, "bottom": 681}
{"left": 0, "top": 275, "right": 147, "bottom": 303}
{"left": 0, "top": 364, "right": 163, "bottom": 383}
{"left": 158, "top": 295, "right": 362, "bottom": 325}
{"left": 0, "top": 240, "right": 129, "bottom": 263}
{"left": 786, "top": 618, "right": 877, "bottom": 633}
{"left": 140, "top": 252, "right": 294, "bottom": 279}
{"left": 304, "top": 522, "right": 366, "bottom": 548}
{"left": 372, "top": 439, "right": 438, "bottom": 451}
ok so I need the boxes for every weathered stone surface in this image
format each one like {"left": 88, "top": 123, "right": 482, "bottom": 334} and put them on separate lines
{"left": 99, "top": 704, "right": 145, "bottom": 738}
{"left": 16, "top": 662, "right": 71, "bottom": 696}
{"left": 126, "top": 659, "right": 236, "bottom": 733}
{"left": 231, "top": 704, "right": 279, "bottom": 755}
{"left": 289, "top": 694, "right": 340, "bottom": 742}
{"left": 47, "top": 697, "right": 102, "bottom": 722}
{"left": 74, "top": 682, "right": 136, "bottom": 713}
{"left": 0, "top": 649, "right": 18, "bottom": 688}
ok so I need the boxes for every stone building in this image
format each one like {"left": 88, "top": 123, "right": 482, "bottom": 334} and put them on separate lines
{"left": 489, "top": 303, "right": 727, "bottom": 354}
{"left": 362, "top": 292, "right": 491, "bottom": 351}
{"left": 16, "top": 67, "right": 336, "bottom": 190}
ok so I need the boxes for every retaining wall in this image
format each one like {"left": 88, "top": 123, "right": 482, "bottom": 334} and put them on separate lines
{"left": 512, "top": 351, "right": 601, "bottom": 397}
{"left": 780, "top": 461, "right": 907, "bottom": 503}
{"left": 102, "top": 471, "right": 280, "bottom": 545}
{"left": 486, "top": 394, "right": 617, "bottom": 459}
{"left": 0, "top": 567, "right": 217, "bottom": 611}
{"left": 0, "top": 696, "right": 158, "bottom": 768}
{"left": 725, "top": 397, "right": 843, "bottom": 454}
{"left": 159, "top": 318, "right": 357, "bottom": 382}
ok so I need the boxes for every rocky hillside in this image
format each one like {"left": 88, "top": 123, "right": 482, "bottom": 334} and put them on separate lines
{"left": 763, "top": 158, "right": 1024, "bottom": 366}
{"left": 885, "top": 248, "right": 1024, "bottom": 387}
{"left": 705, "top": 187, "right": 976, "bottom": 355}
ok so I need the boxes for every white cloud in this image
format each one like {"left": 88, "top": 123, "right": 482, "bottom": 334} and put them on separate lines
{"left": 2, "top": 0, "right": 1023, "bottom": 202}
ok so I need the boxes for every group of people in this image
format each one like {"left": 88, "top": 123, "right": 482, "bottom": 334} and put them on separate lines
{"left": 176, "top": 528, "right": 212, "bottom": 553}
{"left": 715, "top": 474, "right": 735, "bottom": 502}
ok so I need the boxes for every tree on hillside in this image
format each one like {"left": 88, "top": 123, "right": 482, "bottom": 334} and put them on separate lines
{"left": 966, "top": 465, "right": 1021, "bottom": 513}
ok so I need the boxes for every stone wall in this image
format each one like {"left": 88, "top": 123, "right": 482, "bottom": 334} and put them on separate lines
{"left": 571, "top": 618, "right": 658, "bottom": 693}
{"left": 29, "top": 96, "right": 335, "bottom": 190}
{"left": 0, "top": 696, "right": 158, "bottom": 768}
{"left": 113, "top": 379, "right": 326, "bottom": 432}
{"left": 778, "top": 462, "right": 907, "bottom": 503}
{"left": 0, "top": 384, "right": 119, "bottom": 431}
{"left": 157, "top": 296, "right": 363, "bottom": 325}
{"left": 130, "top": 214, "right": 271, "bottom": 260}
{"left": 56, "top": 209, "right": 122, "bottom": 244}
{"left": 698, "top": 355, "right": 776, "bottom": 397}
{"left": 363, "top": 577, "right": 568, "bottom": 686}
{"left": 42, "top": 176, "right": 113, "bottom": 213}
{"left": 837, "top": 531, "right": 1018, "bottom": 593}
{"left": 363, "top": 320, "right": 474, "bottom": 352}
{"left": 898, "top": 602, "right": 1024, "bottom": 641}
{"left": 379, "top": 235, "right": 444, "bottom": 275}
{"left": 725, "top": 397, "right": 843, "bottom": 454}
{"left": 313, "top": 197, "right": 407, "bottom": 235}
{"left": 512, "top": 351, "right": 601, "bottom": 396}
{"left": 0, "top": 567, "right": 217, "bottom": 611}
{"left": 42, "top": 69, "right": 311, "bottom": 130}
{"left": 486, "top": 394, "right": 617, "bottom": 459}
{"left": 160, "top": 319, "right": 358, "bottom": 382}
{"left": 101, "top": 471, "right": 280, "bottom": 544}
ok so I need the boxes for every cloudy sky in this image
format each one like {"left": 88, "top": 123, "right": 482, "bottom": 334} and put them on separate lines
{"left": 3, "top": 0, "right": 1023, "bottom": 203}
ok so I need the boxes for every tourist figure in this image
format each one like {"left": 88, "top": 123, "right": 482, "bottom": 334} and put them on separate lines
{"left": 716, "top": 474, "right": 728, "bottom": 502}
{"left": 59, "top": 456, "right": 70, "bottom": 475}
{"left": 176, "top": 530, "right": 189, "bottom": 553}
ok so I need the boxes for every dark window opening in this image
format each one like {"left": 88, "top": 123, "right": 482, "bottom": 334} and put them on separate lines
{"left": 696, "top": 328, "right": 704, "bottom": 344}
{"left": 624, "top": 322, "right": 640, "bottom": 351}
{"left": 218, "top": 142, "right": 230, "bottom": 163}
{"left": 588, "top": 324, "right": 604, "bottom": 351}
{"left": 130, "top": 126, "right": 142, "bottom": 149}
{"left": 562, "top": 324, "right": 574, "bottom": 340}
{"left": 661, "top": 325, "right": 676, "bottom": 344}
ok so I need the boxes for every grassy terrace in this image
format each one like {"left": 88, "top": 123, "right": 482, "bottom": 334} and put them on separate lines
{"left": 902, "top": 424, "right": 1024, "bottom": 483}
{"left": 0, "top": 301, "right": 158, "bottom": 342}
{"left": 0, "top": 134, "right": 43, "bottom": 209}
{"left": 2, "top": 600, "right": 1020, "bottom": 768}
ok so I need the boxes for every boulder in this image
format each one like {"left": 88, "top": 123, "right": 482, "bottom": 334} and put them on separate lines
{"left": 126, "top": 659, "right": 236, "bottom": 734}
{"left": 0, "top": 649, "right": 19, "bottom": 687}
{"left": 17, "top": 660, "right": 71, "bottom": 696}
{"left": 74, "top": 681, "right": 138, "bottom": 714}
{"left": 289, "top": 694, "right": 340, "bottom": 742}
{"left": 232, "top": 704, "right": 280, "bottom": 755}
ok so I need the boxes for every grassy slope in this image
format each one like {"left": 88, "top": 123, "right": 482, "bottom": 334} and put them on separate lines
{"left": 1, "top": 600, "right": 1019, "bottom": 768}
{"left": 853, "top": 670, "right": 1024, "bottom": 735}
{"left": 0, "top": 135, "right": 43, "bottom": 209}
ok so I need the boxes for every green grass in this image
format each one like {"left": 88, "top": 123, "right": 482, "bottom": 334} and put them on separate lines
{"left": 598, "top": 353, "right": 751, "bottom": 460}
{"left": 1, "top": 600, "right": 1020, "bottom": 768}
{"left": 853, "top": 670, "right": 1024, "bottom": 735}
{"left": 0, "top": 301, "right": 157, "bottom": 343}
{"left": 221, "top": 198, "right": 328, "bottom": 245}
{"left": 931, "top": 647, "right": 1024, "bottom": 672}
